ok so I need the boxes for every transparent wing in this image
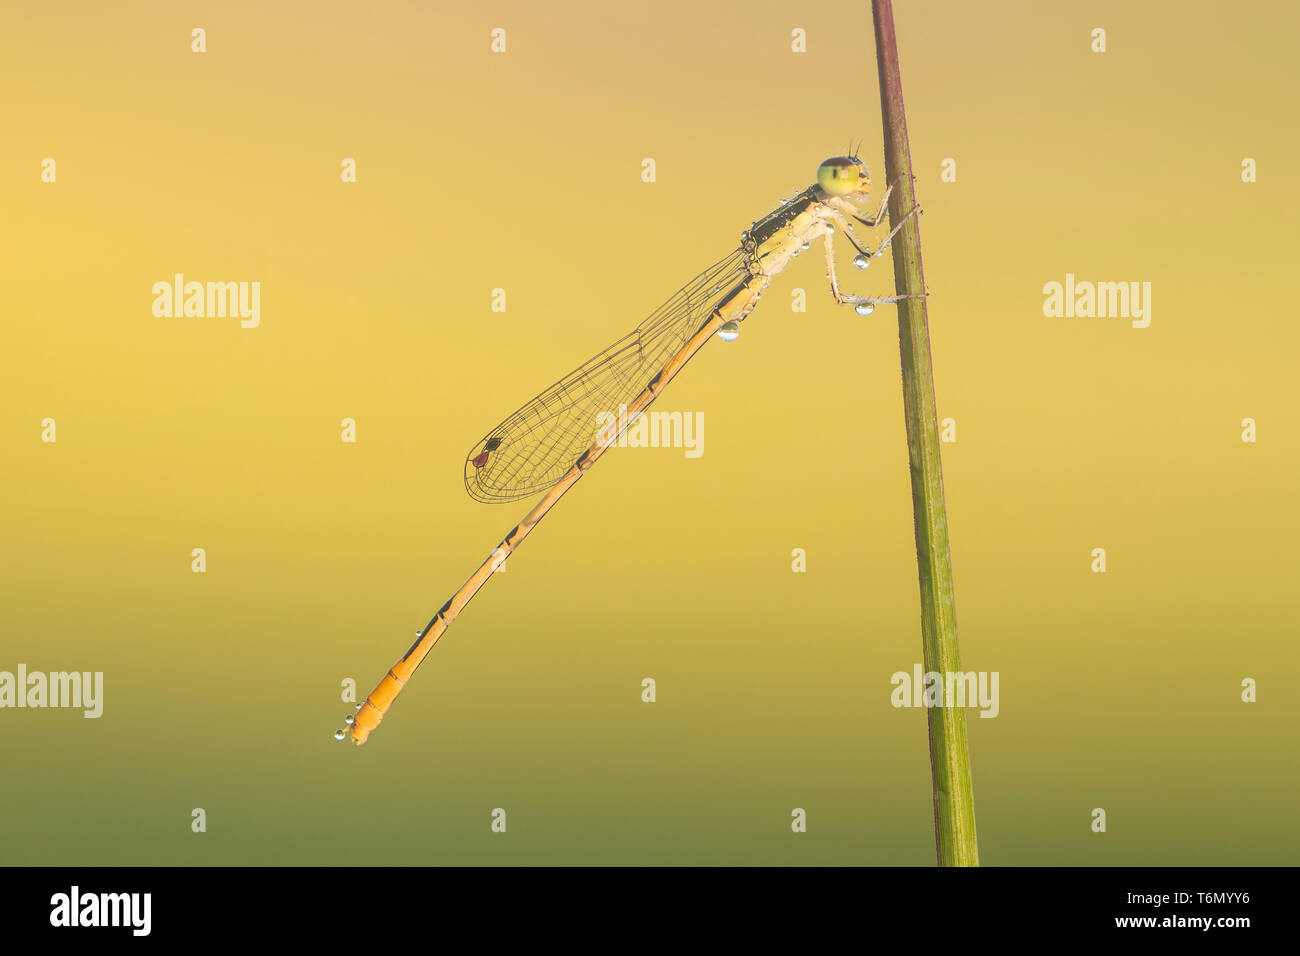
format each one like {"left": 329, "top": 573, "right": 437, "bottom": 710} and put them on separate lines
{"left": 465, "top": 247, "right": 750, "bottom": 502}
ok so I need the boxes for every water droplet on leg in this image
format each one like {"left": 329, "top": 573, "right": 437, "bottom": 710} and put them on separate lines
{"left": 853, "top": 254, "right": 870, "bottom": 270}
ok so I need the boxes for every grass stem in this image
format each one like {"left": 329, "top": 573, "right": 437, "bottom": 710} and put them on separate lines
{"left": 872, "top": 0, "right": 980, "bottom": 867}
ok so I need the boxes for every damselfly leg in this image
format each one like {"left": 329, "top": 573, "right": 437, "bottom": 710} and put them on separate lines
{"left": 822, "top": 196, "right": 925, "bottom": 314}
{"left": 830, "top": 181, "right": 921, "bottom": 251}
{"left": 841, "top": 177, "right": 896, "bottom": 229}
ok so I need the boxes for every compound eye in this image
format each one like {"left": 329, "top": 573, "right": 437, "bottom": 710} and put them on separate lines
{"left": 817, "top": 158, "right": 861, "bottom": 197}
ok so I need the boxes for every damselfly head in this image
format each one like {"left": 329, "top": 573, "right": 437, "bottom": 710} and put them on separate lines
{"left": 817, "top": 156, "right": 870, "bottom": 198}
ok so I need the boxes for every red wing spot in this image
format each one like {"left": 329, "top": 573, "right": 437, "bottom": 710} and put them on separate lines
{"left": 471, "top": 452, "right": 489, "bottom": 468}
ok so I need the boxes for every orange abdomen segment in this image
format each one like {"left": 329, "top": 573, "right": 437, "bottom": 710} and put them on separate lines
{"left": 350, "top": 670, "right": 406, "bottom": 745}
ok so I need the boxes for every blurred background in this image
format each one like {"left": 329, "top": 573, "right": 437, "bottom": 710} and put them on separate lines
{"left": 1, "top": 0, "right": 1297, "bottom": 865}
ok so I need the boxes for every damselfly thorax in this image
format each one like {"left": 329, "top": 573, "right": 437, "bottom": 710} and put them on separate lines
{"left": 722, "top": 188, "right": 846, "bottom": 326}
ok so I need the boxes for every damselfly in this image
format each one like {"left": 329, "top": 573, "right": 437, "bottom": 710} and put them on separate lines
{"left": 339, "top": 153, "right": 923, "bottom": 745}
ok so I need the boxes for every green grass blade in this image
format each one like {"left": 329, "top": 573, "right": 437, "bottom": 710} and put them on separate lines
{"left": 871, "top": 0, "right": 980, "bottom": 867}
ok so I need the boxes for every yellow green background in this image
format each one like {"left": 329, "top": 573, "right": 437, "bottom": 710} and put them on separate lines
{"left": 2, "top": 0, "right": 1297, "bottom": 865}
